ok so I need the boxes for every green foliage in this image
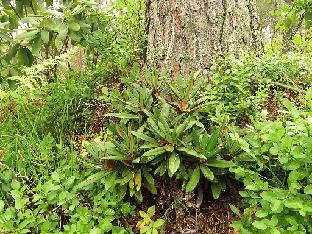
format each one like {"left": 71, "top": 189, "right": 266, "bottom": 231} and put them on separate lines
{"left": 277, "top": 0, "right": 312, "bottom": 30}
{"left": 0, "top": 61, "right": 134, "bottom": 233}
{"left": 84, "top": 0, "right": 146, "bottom": 76}
{"left": 271, "top": 0, "right": 312, "bottom": 52}
{"left": 136, "top": 206, "right": 165, "bottom": 234}
{"left": 0, "top": 0, "right": 100, "bottom": 69}
{"left": 0, "top": 162, "right": 135, "bottom": 233}
{"left": 0, "top": 64, "right": 135, "bottom": 233}
{"left": 209, "top": 50, "right": 312, "bottom": 124}
{"left": 0, "top": 69, "right": 137, "bottom": 234}
{"left": 229, "top": 94, "right": 312, "bottom": 233}
{"left": 0, "top": 1, "right": 147, "bottom": 233}
{"left": 210, "top": 56, "right": 269, "bottom": 121}
{"left": 86, "top": 67, "right": 233, "bottom": 199}
{"left": 0, "top": 0, "right": 145, "bottom": 82}
{"left": 0, "top": 70, "right": 93, "bottom": 176}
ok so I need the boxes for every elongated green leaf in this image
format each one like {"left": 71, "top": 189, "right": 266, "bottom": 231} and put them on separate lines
{"left": 200, "top": 165, "right": 214, "bottom": 181}
{"left": 177, "top": 147, "right": 207, "bottom": 160}
{"left": 147, "top": 117, "right": 166, "bottom": 139}
{"left": 0, "top": 200, "right": 4, "bottom": 212}
{"left": 283, "top": 98, "right": 298, "bottom": 114}
{"left": 140, "top": 146, "right": 173, "bottom": 163}
{"left": 117, "top": 171, "right": 133, "bottom": 185}
{"left": 135, "top": 170, "right": 142, "bottom": 191}
{"left": 185, "top": 166, "right": 201, "bottom": 192}
{"left": 205, "top": 128, "right": 220, "bottom": 152}
{"left": 175, "top": 118, "right": 203, "bottom": 139}
{"left": 104, "top": 148, "right": 130, "bottom": 160}
{"left": 142, "top": 69, "right": 154, "bottom": 88}
{"left": 211, "top": 180, "right": 226, "bottom": 199}
{"left": 110, "top": 139, "right": 127, "bottom": 152}
{"left": 175, "top": 76, "right": 185, "bottom": 97}
{"left": 237, "top": 138, "right": 251, "bottom": 153}
{"left": 31, "top": 0, "right": 38, "bottom": 14}
{"left": 155, "top": 161, "right": 167, "bottom": 176}
{"left": 208, "top": 159, "right": 234, "bottom": 168}
{"left": 204, "top": 130, "right": 221, "bottom": 158}
{"left": 140, "top": 142, "right": 160, "bottom": 149}
{"left": 205, "top": 148, "right": 221, "bottom": 158}
{"left": 164, "top": 145, "right": 174, "bottom": 152}
{"left": 184, "top": 78, "right": 194, "bottom": 102}
{"left": 71, "top": 6, "right": 87, "bottom": 16}
{"left": 175, "top": 118, "right": 189, "bottom": 138}
{"left": 143, "top": 170, "right": 157, "bottom": 195}
{"left": 115, "top": 124, "right": 126, "bottom": 138}
{"left": 229, "top": 205, "right": 240, "bottom": 216}
{"left": 185, "top": 119, "right": 203, "bottom": 131}
{"left": 143, "top": 170, "right": 154, "bottom": 185}
{"left": 211, "top": 182, "right": 222, "bottom": 199}
{"left": 169, "top": 83, "right": 183, "bottom": 100}
{"left": 105, "top": 113, "right": 139, "bottom": 119}
{"left": 142, "top": 147, "right": 167, "bottom": 157}
{"left": 144, "top": 180, "right": 157, "bottom": 195}
{"left": 154, "top": 109, "right": 172, "bottom": 141}
{"left": 189, "top": 76, "right": 206, "bottom": 99}
{"left": 168, "top": 152, "right": 180, "bottom": 177}
{"left": 191, "top": 96, "right": 210, "bottom": 108}
{"left": 130, "top": 131, "right": 157, "bottom": 144}
{"left": 73, "top": 171, "right": 109, "bottom": 191}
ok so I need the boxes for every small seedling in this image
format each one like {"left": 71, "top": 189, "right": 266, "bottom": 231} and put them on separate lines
{"left": 136, "top": 205, "right": 165, "bottom": 234}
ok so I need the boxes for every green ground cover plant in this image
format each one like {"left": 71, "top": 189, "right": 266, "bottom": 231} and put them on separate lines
{"left": 0, "top": 160, "right": 135, "bottom": 233}
{"left": 230, "top": 95, "right": 312, "bottom": 233}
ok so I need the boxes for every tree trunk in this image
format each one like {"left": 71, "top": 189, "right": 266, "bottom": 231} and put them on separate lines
{"left": 146, "top": 0, "right": 263, "bottom": 77}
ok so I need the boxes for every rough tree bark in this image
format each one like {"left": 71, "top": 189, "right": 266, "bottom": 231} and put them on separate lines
{"left": 146, "top": 0, "right": 263, "bottom": 77}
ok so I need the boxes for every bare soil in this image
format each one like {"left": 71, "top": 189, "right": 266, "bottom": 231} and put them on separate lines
{"left": 121, "top": 179, "right": 241, "bottom": 234}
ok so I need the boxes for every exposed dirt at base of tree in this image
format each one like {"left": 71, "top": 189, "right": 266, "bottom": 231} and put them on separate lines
{"left": 121, "top": 179, "right": 241, "bottom": 234}
{"left": 265, "top": 93, "right": 282, "bottom": 120}
{"left": 88, "top": 99, "right": 108, "bottom": 133}
{"left": 162, "top": 196, "right": 240, "bottom": 234}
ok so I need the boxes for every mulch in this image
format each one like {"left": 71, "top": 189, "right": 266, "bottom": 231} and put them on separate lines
{"left": 121, "top": 179, "right": 241, "bottom": 234}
